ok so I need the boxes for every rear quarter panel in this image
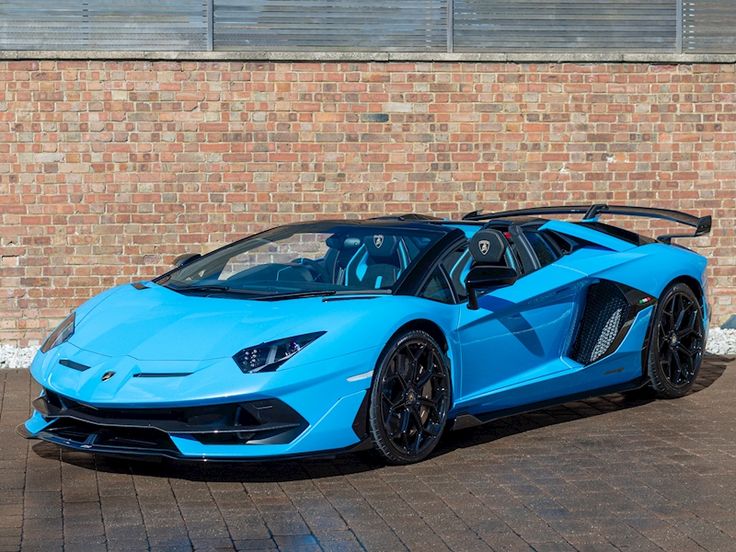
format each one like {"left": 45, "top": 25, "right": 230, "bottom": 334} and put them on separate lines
{"left": 557, "top": 243, "right": 707, "bottom": 301}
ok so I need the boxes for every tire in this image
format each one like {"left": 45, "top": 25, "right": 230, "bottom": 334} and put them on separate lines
{"left": 368, "top": 330, "right": 451, "bottom": 464}
{"left": 646, "top": 283, "right": 705, "bottom": 399}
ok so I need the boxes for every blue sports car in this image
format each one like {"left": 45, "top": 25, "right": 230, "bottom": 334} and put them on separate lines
{"left": 20, "top": 204, "right": 711, "bottom": 464}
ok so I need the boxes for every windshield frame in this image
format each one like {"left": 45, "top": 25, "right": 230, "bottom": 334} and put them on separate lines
{"left": 154, "top": 220, "right": 455, "bottom": 299}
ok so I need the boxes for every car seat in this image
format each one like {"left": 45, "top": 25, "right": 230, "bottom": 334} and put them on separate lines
{"left": 345, "top": 234, "right": 402, "bottom": 289}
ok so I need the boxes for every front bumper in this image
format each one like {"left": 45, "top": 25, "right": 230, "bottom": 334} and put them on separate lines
{"left": 22, "top": 343, "right": 378, "bottom": 460}
{"left": 21, "top": 387, "right": 370, "bottom": 461}
{"left": 19, "top": 389, "right": 372, "bottom": 461}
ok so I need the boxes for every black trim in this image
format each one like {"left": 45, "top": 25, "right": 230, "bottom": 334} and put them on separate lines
{"left": 131, "top": 282, "right": 149, "bottom": 290}
{"left": 438, "top": 263, "right": 459, "bottom": 304}
{"left": 507, "top": 224, "right": 539, "bottom": 272}
{"left": 450, "top": 376, "right": 649, "bottom": 430}
{"left": 640, "top": 300, "right": 659, "bottom": 378}
{"left": 575, "top": 221, "right": 655, "bottom": 246}
{"left": 464, "top": 204, "right": 593, "bottom": 221}
{"left": 605, "top": 284, "right": 657, "bottom": 359}
{"left": 351, "top": 390, "right": 371, "bottom": 440}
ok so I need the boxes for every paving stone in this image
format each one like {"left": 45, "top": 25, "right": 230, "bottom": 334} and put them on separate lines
{"left": 3, "top": 358, "right": 735, "bottom": 551}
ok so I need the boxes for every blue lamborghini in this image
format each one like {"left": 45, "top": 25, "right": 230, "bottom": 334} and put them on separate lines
{"left": 20, "top": 204, "right": 711, "bottom": 464}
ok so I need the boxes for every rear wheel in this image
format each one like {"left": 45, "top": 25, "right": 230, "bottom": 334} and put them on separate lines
{"left": 368, "top": 330, "right": 450, "bottom": 464}
{"left": 647, "top": 283, "right": 705, "bottom": 398}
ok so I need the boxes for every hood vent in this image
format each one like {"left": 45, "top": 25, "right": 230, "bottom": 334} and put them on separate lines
{"left": 59, "top": 359, "right": 91, "bottom": 372}
{"left": 131, "top": 282, "right": 149, "bottom": 290}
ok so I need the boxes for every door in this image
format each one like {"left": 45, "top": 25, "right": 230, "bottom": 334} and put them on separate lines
{"left": 453, "top": 229, "right": 586, "bottom": 413}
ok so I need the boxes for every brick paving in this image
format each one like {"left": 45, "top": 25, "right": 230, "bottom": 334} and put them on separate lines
{"left": 1, "top": 357, "right": 734, "bottom": 552}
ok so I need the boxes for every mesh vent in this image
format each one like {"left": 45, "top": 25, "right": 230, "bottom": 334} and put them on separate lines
{"left": 571, "top": 281, "right": 630, "bottom": 365}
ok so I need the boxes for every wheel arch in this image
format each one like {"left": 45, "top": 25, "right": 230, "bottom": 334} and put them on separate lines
{"left": 359, "top": 318, "right": 454, "bottom": 432}
{"left": 389, "top": 318, "right": 448, "bottom": 353}
{"left": 664, "top": 275, "right": 705, "bottom": 308}
{"left": 641, "top": 274, "right": 706, "bottom": 380}
{"left": 365, "top": 318, "right": 454, "bottom": 463}
{"left": 380, "top": 317, "right": 457, "bottom": 408}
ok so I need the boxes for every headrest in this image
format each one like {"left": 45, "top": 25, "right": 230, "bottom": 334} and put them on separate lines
{"left": 326, "top": 235, "right": 361, "bottom": 250}
{"left": 469, "top": 229, "right": 506, "bottom": 264}
{"left": 364, "top": 233, "right": 399, "bottom": 260}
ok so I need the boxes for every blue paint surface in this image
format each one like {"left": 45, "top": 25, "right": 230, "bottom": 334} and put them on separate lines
{"left": 24, "top": 219, "right": 709, "bottom": 459}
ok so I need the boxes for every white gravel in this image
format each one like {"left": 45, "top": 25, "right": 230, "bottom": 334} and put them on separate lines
{"left": 0, "top": 344, "right": 37, "bottom": 369}
{"left": 706, "top": 328, "right": 736, "bottom": 356}
{"left": 0, "top": 327, "right": 734, "bottom": 369}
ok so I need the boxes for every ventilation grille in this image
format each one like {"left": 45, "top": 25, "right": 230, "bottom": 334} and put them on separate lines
{"left": 571, "top": 282, "right": 630, "bottom": 365}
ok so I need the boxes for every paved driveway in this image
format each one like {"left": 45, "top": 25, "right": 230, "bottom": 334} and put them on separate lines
{"left": 1, "top": 358, "right": 734, "bottom": 552}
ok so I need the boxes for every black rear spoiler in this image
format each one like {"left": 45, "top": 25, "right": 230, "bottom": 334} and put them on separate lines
{"left": 462, "top": 204, "right": 712, "bottom": 244}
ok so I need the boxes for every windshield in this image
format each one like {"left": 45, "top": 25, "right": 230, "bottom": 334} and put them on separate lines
{"left": 159, "top": 223, "right": 445, "bottom": 299}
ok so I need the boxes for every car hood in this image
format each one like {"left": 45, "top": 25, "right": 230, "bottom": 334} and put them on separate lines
{"left": 69, "top": 283, "right": 385, "bottom": 361}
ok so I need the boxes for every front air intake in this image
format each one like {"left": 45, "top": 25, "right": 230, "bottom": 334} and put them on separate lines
{"left": 571, "top": 281, "right": 631, "bottom": 365}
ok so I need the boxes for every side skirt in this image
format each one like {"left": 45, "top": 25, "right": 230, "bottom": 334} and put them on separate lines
{"left": 449, "top": 376, "right": 650, "bottom": 431}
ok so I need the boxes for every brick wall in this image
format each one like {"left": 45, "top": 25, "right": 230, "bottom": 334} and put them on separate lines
{"left": 1, "top": 60, "right": 734, "bottom": 345}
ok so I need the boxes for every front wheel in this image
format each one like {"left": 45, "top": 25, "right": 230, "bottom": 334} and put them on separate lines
{"left": 368, "top": 330, "right": 451, "bottom": 464}
{"left": 646, "top": 283, "right": 705, "bottom": 398}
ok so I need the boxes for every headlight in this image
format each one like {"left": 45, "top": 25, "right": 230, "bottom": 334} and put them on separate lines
{"left": 233, "top": 332, "right": 325, "bottom": 373}
{"left": 40, "top": 313, "right": 75, "bottom": 353}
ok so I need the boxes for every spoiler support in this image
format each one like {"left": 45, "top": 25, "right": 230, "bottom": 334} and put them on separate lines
{"left": 462, "top": 204, "right": 712, "bottom": 244}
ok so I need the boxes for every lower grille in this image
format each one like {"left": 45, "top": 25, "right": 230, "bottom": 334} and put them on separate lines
{"left": 43, "top": 419, "right": 179, "bottom": 454}
{"left": 35, "top": 390, "right": 308, "bottom": 447}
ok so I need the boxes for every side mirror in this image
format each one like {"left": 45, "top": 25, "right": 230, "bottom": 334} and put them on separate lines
{"left": 465, "top": 266, "right": 518, "bottom": 310}
{"left": 172, "top": 253, "right": 201, "bottom": 268}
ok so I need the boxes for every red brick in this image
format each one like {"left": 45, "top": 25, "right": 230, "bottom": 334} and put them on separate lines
{"left": 0, "top": 60, "right": 734, "bottom": 344}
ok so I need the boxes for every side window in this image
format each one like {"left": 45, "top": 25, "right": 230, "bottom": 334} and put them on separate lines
{"left": 441, "top": 246, "right": 472, "bottom": 301}
{"left": 522, "top": 230, "right": 561, "bottom": 268}
{"left": 419, "top": 267, "right": 454, "bottom": 304}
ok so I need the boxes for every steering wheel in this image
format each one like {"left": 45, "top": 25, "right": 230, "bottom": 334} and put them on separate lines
{"left": 290, "top": 258, "right": 330, "bottom": 283}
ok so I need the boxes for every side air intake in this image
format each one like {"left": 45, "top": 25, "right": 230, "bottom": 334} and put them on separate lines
{"left": 571, "top": 281, "right": 631, "bottom": 365}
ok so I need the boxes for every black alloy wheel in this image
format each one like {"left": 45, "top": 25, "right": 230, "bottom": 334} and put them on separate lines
{"left": 647, "top": 283, "right": 705, "bottom": 398}
{"left": 369, "top": 330, "right": 450, "bottom": 464}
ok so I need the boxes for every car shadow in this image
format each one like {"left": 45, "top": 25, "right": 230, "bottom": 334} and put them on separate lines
{"left": 34, "top": 355, "right": 731, "bottom": 482}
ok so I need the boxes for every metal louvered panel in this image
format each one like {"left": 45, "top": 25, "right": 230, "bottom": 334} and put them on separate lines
{"left": 684, "top": 0, "right": 736, "bottom": 53}
{"left": 0, "top": 0, "right": 208, "bottom": 51}
{"left": 454, "top": 0, "right": 678, "bottom": 52}
{"left": 214, "top": 0, "right": 447, "bottom": 51}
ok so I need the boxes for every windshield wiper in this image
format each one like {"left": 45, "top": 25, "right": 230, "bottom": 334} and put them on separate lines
{"left": 166, "top": 284, "right": 272, "bottom": 296}
{"left": 255, "top": 290, "right": 338, "bottom": 301}
{"left": 255, "top": 289, "right": 393, "bottom": 301}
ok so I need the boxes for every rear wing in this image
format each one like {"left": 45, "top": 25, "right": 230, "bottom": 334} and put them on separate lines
{"left": 462, "top": 204, "right": 712, "bottom": 244}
